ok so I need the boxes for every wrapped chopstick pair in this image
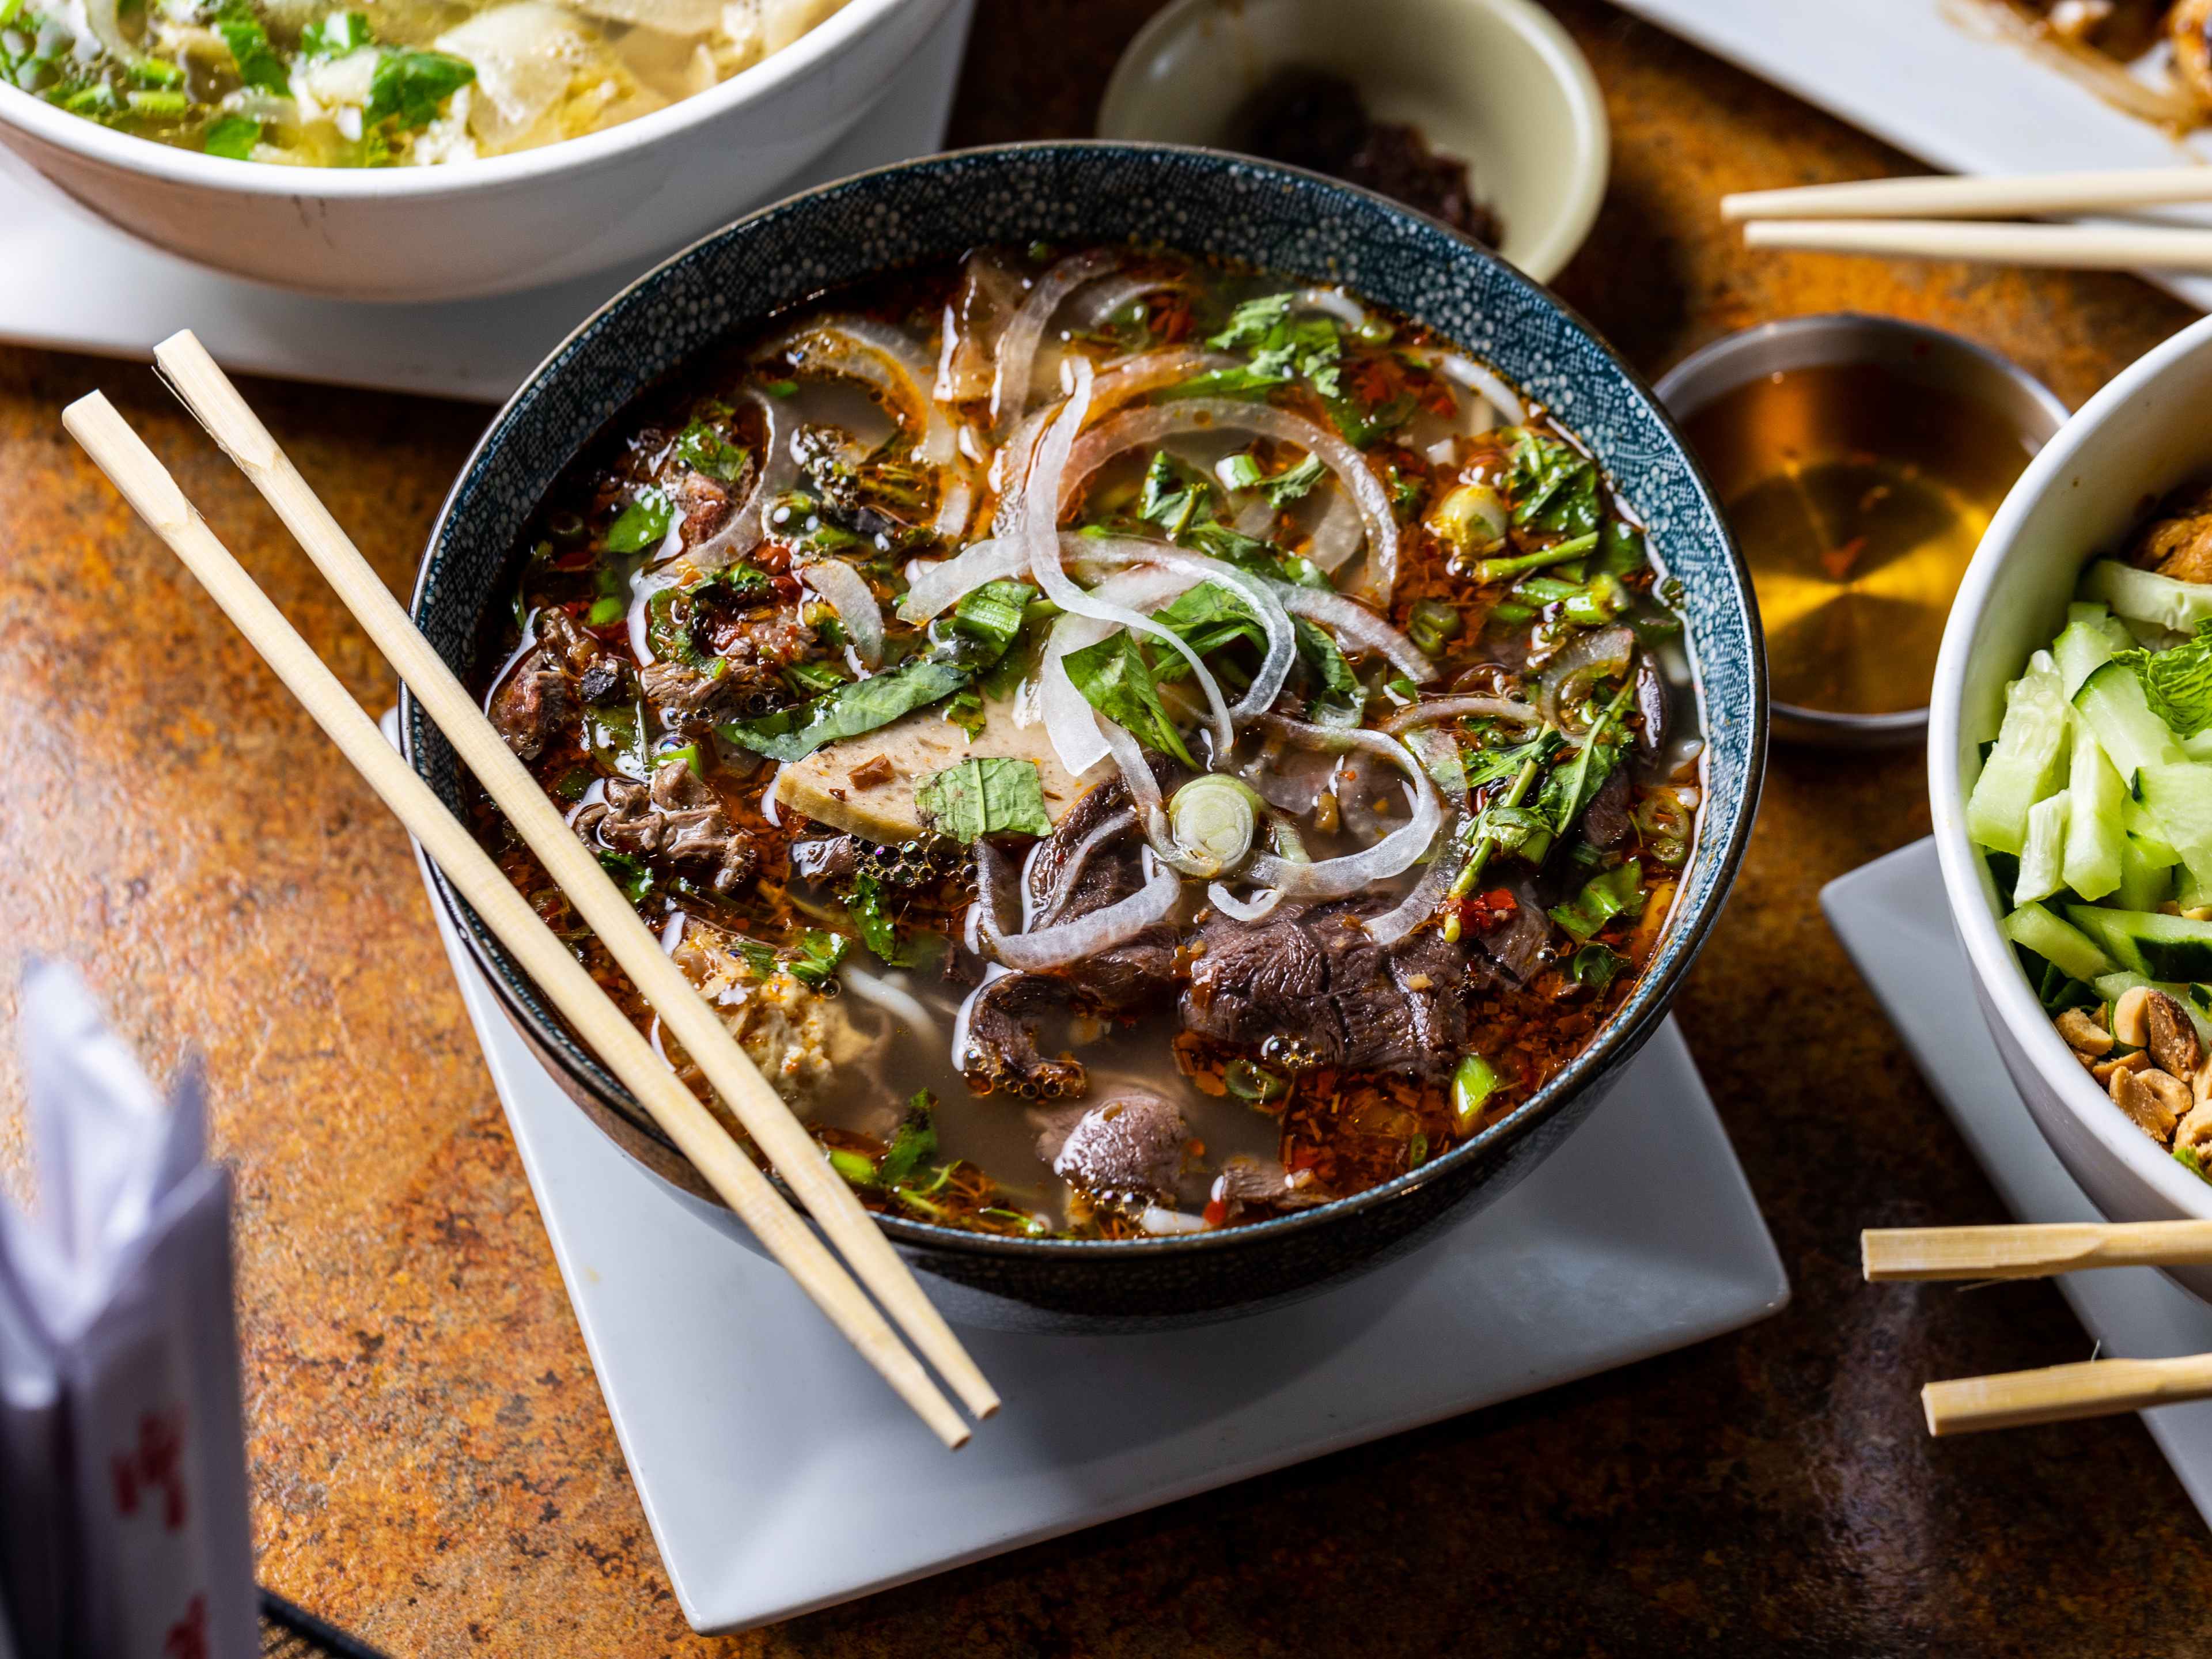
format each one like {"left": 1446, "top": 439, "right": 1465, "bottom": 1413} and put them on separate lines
{"left": 63, "top": 334, "right": 999, "bottom": 1449}
{"left": 1863, "top": 1219, "right": 2212, "bottom": 1435}
{"left": 1724, "top": 167, "right": 2212, "bottom": 274}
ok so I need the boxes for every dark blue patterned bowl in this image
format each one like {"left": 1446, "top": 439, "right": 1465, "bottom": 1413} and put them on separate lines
{"left": 406, "top": 142, "right": 1765, "bottom": 1332}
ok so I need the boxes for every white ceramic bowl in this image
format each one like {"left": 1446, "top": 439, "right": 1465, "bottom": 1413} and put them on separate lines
{"left": 1931, "top": 310, "right": 2212, "bottom": 1302}
{"left": 1094, "top": 0, "right": 1607, "bottom": 285}
{"left": 0, "top": 0, "right": 955, "bottom": 302}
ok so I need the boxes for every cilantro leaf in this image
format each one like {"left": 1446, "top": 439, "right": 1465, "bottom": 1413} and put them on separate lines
{"left": 1506, "top": 429, "right": 1602, "bottom": 539}
{"left": 785, "top": 930, "right": 849, "bottom": 988}
{"left": 365, "top": 48, "right": 474, "bottom": 131}
{"left": 878, "top": 1092, "right": 938, "bottom": 1187}
{"left": 215, "top": 6, "right": 289, "bottom": 93}
{"left": 202, "top": 114, "right": 260, "bottom": 158}
{"left": 606, "top": 487, "right": 673, "bottom": 553}
{"left": 673, "top": 420, "right": 750, "bottom": 484}
{"left": 1258, "top": 453, "right": 1327, "bottom": 508}
{"left": 300, "top": 10, "right": 370, "bottom": 59}
{"left": 914, "top": 757, "right": 1051, "bottom": 842}
{"left": 846, "top": 872, "right": 906, "bottom": 964}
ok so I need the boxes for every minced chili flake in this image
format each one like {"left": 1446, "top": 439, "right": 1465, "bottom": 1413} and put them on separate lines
{"left": 1460, "top": 887, "right": 1519, "bottom": 933}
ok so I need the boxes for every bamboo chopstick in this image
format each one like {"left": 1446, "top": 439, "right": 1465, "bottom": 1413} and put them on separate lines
{"left": 147, "top": 330, "right": 999, "bottom": 1425}
{"left": 1863, "top": 1221, "right": 2212, "bottom": 1281}
{"left": 1723, "top": 166, "right": 2212, "bottom": 223}
{"left": 1739, "top": 217, "right": 2212, "bottom": 271}
{"left": 1923, "top": 1354, "right": 2212, "bottom": 1435}
{"left": 59, "top": 391, "right": 971, "bottom": 1449}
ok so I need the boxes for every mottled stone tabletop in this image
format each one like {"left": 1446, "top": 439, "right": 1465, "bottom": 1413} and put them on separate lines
{"left": 2, "top": 2, "right": 2206, "bottom": 1653}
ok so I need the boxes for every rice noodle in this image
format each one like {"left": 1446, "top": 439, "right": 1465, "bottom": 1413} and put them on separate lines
{"left": 683, "top": 385, "right": 795, "bottom": 570}
{"left": 980, "top": 842, "right": 1181, "bottom": 972}
{"left": 1237, "top": 717, "right": 1444, "bottom": 900}
{"left": 1381, "top": 695, "right": 1541, "bottom": 734}
{"left": 795, "top": 556, "right": 884, "bottom": 667}
{"left": 766, "top": 317, "right": 957, "bottom": 467}
{"left": 1059, "top": 399, "right": 1402, "bottom": 600}
{"left": 991, "top": 249, "right": 1124, "bottom": 433}
{"left": 1013, "top": 366, "right": 1236, "bottom": 763}
{"left": 841, "top": 963, "right": 941, "bottom": 1041}
{"left": 1269, "top": 583, "right": 1436, "bottom": 682}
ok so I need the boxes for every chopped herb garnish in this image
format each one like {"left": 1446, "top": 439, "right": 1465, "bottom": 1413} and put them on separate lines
{"left": 949, "top": 579, "right": 1035, "bottom": 661}
{"left": 596, "top": 850, "right": 654, "bottom": 903}
{"left": 202, "top": 114, "right": 261, "bottom": 157}
{"left": 847, "top": 872, "right": 907, "bottom": 964}
{"left": 1548, "top": 860, "right": 1645, "bottom": 942}
{"left": 673, "top": 420, "right": 751, "bottom": 484}
{"left": 300, "top": 9, "right": 369, "bottom": 58}
{"left": 215, "top": 5, "right": 289, "bottom": 93}
{"left": 1569, "top": 941, "right": 1627, "bottom": 991}
{"left": 364, "top": 47, "right": 475, "bottom": 131}
{"left": 1062, "top": 630, "right": 1197, "bottom": 768}
{"left": 1505, "top": 429, "right": 1603, "bottom": 539}
{"left": 718, "top": 658, "right": 971, "bottom": 762}
{"left": 606, "top": 488, "right": 673, "bottom": 554}
{"left": 785, "top": 930, "right": 849, "bottom": 988}
{"left": 878, "top": 1092, "right": 938, "bottom": 1187}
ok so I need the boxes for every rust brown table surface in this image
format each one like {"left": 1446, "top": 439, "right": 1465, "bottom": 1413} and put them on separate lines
{"left": 1, "top": 3, "right": 2206, "bottom": 1653}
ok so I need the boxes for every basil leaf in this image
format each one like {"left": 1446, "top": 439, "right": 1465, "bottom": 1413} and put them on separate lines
{"left": 673, "top": 420, "right": 750, "bottom": 484}
{"left": 1062, "top": 631, "right": 1196, "bottom": 768}
{"left": 846, "top": 872, "right": 906, "bottom": 964}
{"left": 1258, "top": 453, "right": 1327, "bottom": 508}
{"left": 365, "top": 47, "right": 475, "bottom": 131}
{"left": 1150, "top": 582, "right": 1266, "bottom": 676}
{"left": 877, "top": 1091, "right": 938, "bottom": 1187}
{"left": 1292, "top": 616, "right": 1364, "bottom": 726}
{"left": 1506, "top": 429, "right": 1603, "bottom": 539}
{"left": 950, "top": 579, "right": 1034, "bottom": 662}
{"left": 1137, "top": 450, "right": 1214, "bottom": 537}
{"left": 596, "top": 850, "right": 653, "bottom": 904}
{"left": 717, "top": 658, "right": 969, "bottom": 762}
{"left": 914, "top": 757, "right": 1051, "bottom": 842}
{"left": 606, "top": 487, "right": 672, "bottom": 554}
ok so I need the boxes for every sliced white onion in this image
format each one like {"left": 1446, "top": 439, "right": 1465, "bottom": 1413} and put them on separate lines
{"left": 842, "top": 963, "right": 941, "bottom": 1041}
{"left": 1539, "top": 625, "right": 1636, "bottom": 731}
{"left": 684, "top": 385, "right": 795, "bottom": 570}
{"left": 1269, "top": 582, "right": 1437, "bottom": 683}
{"left": 1059, "top": 399, "right": 1401, "bottom": 600}
{"left": 764, "top": 317, "right": 957, "bottom": 467}
{"left": 983, "top": 846, "right": 1181, "bottom": 972}
{"left": 1363, "top": 808, "right": 1467, "bottom": 948}
{"left": 1101, "top": 718, "right": 1173, "bottom": 854}
{"left": 896, "top": 536, "right": 1031, "bottom": 623}
{"left": 1294, "top": 286, "right": 1367, "bottom": 328}
{"left": 1088, "top": 346, "right": 1240, "bottom": 419}
{"left": 1014, "top": 368, "right": 1235, "bottom": 763}
{"left": 1381, "top": 695, "right": 1541, "bottom": 734}
{"left": 626, "top": 563, "right": 684, "bottom": 665}
{"left": 1430, "top": 352, "right": 1525, "bottom": 429}
{"left": 796, "top": 556, "right": 884, "bottom": 668}
{"left": 1306, "top": 483, "right": 1363, "bottom": 573}
{"left": 1207, "top": 881, "right": 1286, "bottom": 923}
{"left": 991, "top": 249, "right": 1124, "bottom": 433}
{"left": 931, "top": 471, "right": 974, "bottom": 542}
{"left": 1140, "top": 1206, "right": 1209, "bottom": 1236}
{"left": 1071, "top": 272, "right": 1184, "bottom": 331}
{"left": 1033, "top": 806, "right": 1137, "bottom": 928}
{"left": 1238, "top": 718, "right": 1444, "bottom": 900}
{"left": 1233, "top": 496, "right": 1277, "bottom": 539}
{"left": 1397, "top": 726, "right": 1469, "bottom": 812}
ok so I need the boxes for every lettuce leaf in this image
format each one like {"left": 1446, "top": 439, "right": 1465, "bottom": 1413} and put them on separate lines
{"left": 2118, "top": 619, "right": 2212, "bottom": 737}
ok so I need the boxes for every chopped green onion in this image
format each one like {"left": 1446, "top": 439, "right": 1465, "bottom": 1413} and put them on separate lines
{"left": 124, "top": 88, "right": 187, "bottom": 113}
{"left": 827, "top": 1147, "right": 876, "bottom": 1187}
{"left": 1167, "top": 774, "right": 1262, "bottom": 877}
{"left": 1225, "top": 1058, "right": 1286, "bottom": 1103}
{"left": 1472, "top": 531, "right": 1601, "bottom": 586}
{"left": 1452, "top": 1053, "right": 1499, "bottom": 1131}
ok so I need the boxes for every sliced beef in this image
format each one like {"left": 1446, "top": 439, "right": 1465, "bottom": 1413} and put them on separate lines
{"left": 1581, "top": 768, "right": 1633, "bottom": 849}
{"left": 575, "top": 759, "right": 760, "bottom": 895}
{"left": 789, "top": 834, "right": 861, "bottom": 884}
{"left": 1180, "top": 897, "right": 1467, "bottom": 1081}
{"left": 676, "top": 472, "right": 732, "bottom": 547}
{"left": 638, "top": 659, "right": 778, "bottom": 729}
{"left": 1047, "top": 1093, "right": 1190, "bottom": 1199}
{"left": 490, "top": 656, "right": 572, "bottom": 762}
{"left": 2126, "top": 479, "right": 2212, "bottom": 584}
{"left": 960, "top": 774, "right": 1180, "bottom": 1098}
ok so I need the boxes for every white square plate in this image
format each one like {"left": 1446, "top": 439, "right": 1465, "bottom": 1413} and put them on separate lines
{"left": 1615, "top": 0, "right": 2212, "bottom": 310}
{"left": 1824, "top": 837, "right": 2212, "bottom": 1528}
{"left": 403, "top": 800, "right": 1787, "bottom": 1632}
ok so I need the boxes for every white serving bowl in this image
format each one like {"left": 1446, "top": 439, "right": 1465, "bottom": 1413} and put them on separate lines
{"left": 1094, "top": 0, "right": 1607, "bottom": 285}
{"left": 0, "top": 0, "right": 954, "bottom": 302}
{"left": 1931, "top": 310, "right": 2212, "bottom": 1301}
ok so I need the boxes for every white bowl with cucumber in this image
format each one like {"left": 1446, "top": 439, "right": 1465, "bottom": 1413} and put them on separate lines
{"left": 1934, "top": 310, "right": 2212, "bottom": 1298}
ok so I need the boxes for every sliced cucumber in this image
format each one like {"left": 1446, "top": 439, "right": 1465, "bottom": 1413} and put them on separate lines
{"left": 2080, "top": 558, "right": 2212, "bottom": 635}
{"left": 2186, "top": 730, "right": 2212, "bottom": 763}
{"left": 2016, "top": 792, "right": 2070, "bottom": 903}
{"left": 2074, "top": 660, "right": 2182, "bottom": 787}
{"left": 2126, "top": 796, "right": 2182, "bottom": 867}
{"left": 2006, "top": 903, "right": 2118, "bottom": 983}
{"left": 2066, "top": 904, "right": 2212, "bottom": 982}
{"left": 2063, "top": 720, "right": 2127, "bottom": 900}
{"left": 2119, "top": 835, "right": 2176, "bottom": 911}
{"left": 2137, "top": 761, "right": 2212, "bottom": 894}
{"left": 1967, "top": 654, "right": 2071, "bottom": 854}
{"left": 2054, "top": 613, "right": 2127, "bottom": 695}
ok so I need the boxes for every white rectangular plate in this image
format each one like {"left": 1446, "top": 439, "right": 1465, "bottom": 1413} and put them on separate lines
{"left": 1613, "top": 0, "right": 2212, "bottom": 310}
{"left": 1824, "top": 837, "right": 2212, "bottom": 1527}
{"left": 404, "top": 809, "right": 1787, "bottom": 1633}
{"left": 0, "top": 0, "right": 971, "bottom": 402}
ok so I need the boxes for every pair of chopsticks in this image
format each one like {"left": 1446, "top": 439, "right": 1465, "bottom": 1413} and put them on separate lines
{"left": 1724, "top": 167, "right": 2212, "bottom": 272}
{"left": 63, "top": 334, "right": 999, "bottom": 1448}
{"left": 1864, "top": 1221, "right": 2212, "bottom": 1435}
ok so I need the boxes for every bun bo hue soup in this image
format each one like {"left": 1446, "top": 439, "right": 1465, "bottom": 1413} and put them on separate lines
{"left": 2, "top": 0, "right": 851, "bottom": 165}
{"left": 471, "top": 244, "right": 1708, "bottom": 1240}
